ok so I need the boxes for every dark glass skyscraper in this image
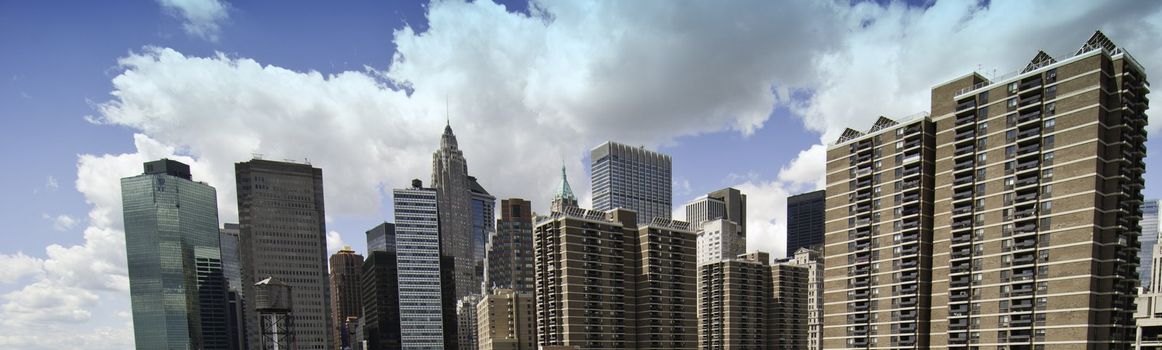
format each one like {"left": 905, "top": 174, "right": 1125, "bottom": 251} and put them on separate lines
{"left": 786, "top": 190, "right": 825, "bottom": 254}
{"left": 122, "top": 159, "right": 229, "bottom": 350}
{"left": 235, "top": 159, "right": 331, "bottom": 349}
{"left": 366, "top": 222, "right": 394, "bottom": 253}
{"left": 591, "top": 141, "right": 672, "bottom": 225}
{"left": 468, "top": 176, "right": 495, "bottom": 293}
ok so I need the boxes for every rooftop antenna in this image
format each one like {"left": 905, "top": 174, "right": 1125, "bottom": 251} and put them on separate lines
{"left": 445, "top": 95, "right": 450, "bottom": 127}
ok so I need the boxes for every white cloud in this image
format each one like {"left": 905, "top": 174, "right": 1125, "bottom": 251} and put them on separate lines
{"left": 44, "top": 214, "right": 77, "bottom": 232}
{"left": 326, "top": 231, "right": 347, "bottom": 256}
{"left": 776, "top": 144, "right": 827, "bottom": 192}
{"left": 45, "top": 176, "right": 58, "bottom": 191}
{"left": 734, "top": 180, "right": 792, "bottom": 259}
{"left": 0, "top": 253, "right": 44, "bottom": 284}
{"left": 157, "top": 0, "right": 230, "bottom": 42}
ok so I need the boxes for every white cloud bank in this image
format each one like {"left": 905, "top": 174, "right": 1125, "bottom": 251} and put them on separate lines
{"left": 4, "top": 0, "right": 1162, "bottom": 347}
{"left": 157, "top": 0, "right": 230, "bottom": 41}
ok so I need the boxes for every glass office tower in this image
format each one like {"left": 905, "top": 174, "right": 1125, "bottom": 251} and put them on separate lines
{"left": 122, "top": 159, "right": 229, "bottom": 350}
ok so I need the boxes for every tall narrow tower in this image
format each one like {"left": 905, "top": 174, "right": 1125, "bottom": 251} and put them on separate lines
{"left": 235, "top": 159, "right": 331, "bottom": 349}
{"left": 432, "top": 122, "right": 478, "bottom": 299}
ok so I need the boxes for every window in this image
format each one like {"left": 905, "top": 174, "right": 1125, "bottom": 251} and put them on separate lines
{"left": 1006, "top": 145, "right": 1016, "bottom": 158}
{"left": 1007, "top": 98, "right": 1018, "bottom": 109}
{"left": 978, "top": 153, "right": 987, "bottom": 163}
{"left": 977, "top": 137, "right": 988, "bottom": 148}
{"left": 1043, "top": 152, "right": 1055, "bottom": 164}
{"left": 979, "top": 91, "right": 990, "bottom": 104}
{"left": 1008, "top": 82, "right": 1019, "bottom": 94}
{"left": 1043, "top": 135, "right": 1055, "bottom": 148}
{"left": 978, "top": 122, "right": 988, "bottom": 132}
{"left": 1041, "top": 201, "right": 1053, "bottom": 213}
{"left": 1042, "top": 168, "right": 1054, "bottom": 178}
{"left": 977, "top": 168, "right": 987, "bottom": 179}
{"left": 1045, "top": 102, "right": 1056, "bottom": 115}
{"left": 1006, "top": 130, "right": 1017, "bottom": 142}
{"left": 1044, "top": 118, "right": 1056, "bottom": 131}
{"left": 1041, "top": 184, "right": 1053, "bottom": 196}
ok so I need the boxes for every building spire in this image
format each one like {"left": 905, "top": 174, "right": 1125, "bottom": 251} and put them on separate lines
{"left": 551, "top": 161, "right": 577, "bottom": 213}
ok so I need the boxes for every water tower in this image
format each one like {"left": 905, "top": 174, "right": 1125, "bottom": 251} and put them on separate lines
{"left": 255, "top": 277, "right": 295, "bottom": 350}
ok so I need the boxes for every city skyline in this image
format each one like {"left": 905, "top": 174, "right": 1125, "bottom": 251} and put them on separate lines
{"left": 4, "top": 1, "right": 1162, "bottom": 349}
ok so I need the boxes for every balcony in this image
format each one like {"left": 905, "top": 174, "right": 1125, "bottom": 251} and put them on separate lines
{"left": 953, "top": 175, "right": 974, "bottom": 185}
{"left": 956, "top": 100, "right": 977, "bottom": 113}
{"left": 955, "top": 129, "right": 976, "bottom": 141}
{"left": 1016, "top": 127, "right": 1041, "bottom": 141}
{"left": 1019, "top": 78, "right": 1043, "bottom": 91}
{"left": 1016, "top": 110, "right": 1041, "bottom": 125}
{"left": 949, "top": 303, "right": 969, "bottom": 316}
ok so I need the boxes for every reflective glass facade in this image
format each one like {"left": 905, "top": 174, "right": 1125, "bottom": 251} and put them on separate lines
{"left": 590, "top": 141, "right": 672, "bottom": 226}
{"left": 122, "top": 160, "right": 229, "bottom": 350}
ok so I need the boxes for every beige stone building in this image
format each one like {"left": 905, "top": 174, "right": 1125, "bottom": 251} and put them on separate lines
{"left": 698, "top": 252, "right": 771, "bottom": 350}
{"left": 476, "top": 289, "right": 535, "bottom": 350}
{"left": 823, "top": 113, "right": 936, "bottom": 349}
{"left": 532, "top": 207, "right": 697, "bottom": 349}
{"left": 824, "top": 31, "right": 1147, "bottom": 350}
{"left": 926, "top": 31, "right": 1145, "bottom": 350}
{"left": 771, "top": 259, "right": 809, "bottom": 349}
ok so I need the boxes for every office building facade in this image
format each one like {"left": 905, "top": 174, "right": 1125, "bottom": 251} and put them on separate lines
{"left": 477, "top": 288, "right": 535, "bottom": 350}
{"left": 361, "top": 249, "right": 401, "bottom": 350}
{"left": 235, "top": 159, "right": 332, "bottom": 350}
{"left": 366, "top": 222, "right": 394, "bottom": 253}
{"left": 787, "top": 190, "right": 826, "bottom": 253}
{"left": 122, "top": 159, "right": 230, "bottom": 350}
{"left": 470, "top": 176, "right": 496, "bottom": 294}
{"left": 591, "top": 141, "right": 672, "bottom": 225}
{"left": 330, "top": 247, "right": 364, "bottom": 350}
{"left": 695, "top": 219, "right": 745, "bottom": 266}
{"left": 393, "top": 180, "right": 450, "bottom": 349}
{"left": 219, "top": 223, "right": 246, "bottom": 350}
{"left": 1143, "top": 199, "right": 1160, "bottom": 289}
{"left": 824, "top": 114, "right": 937, "bottom": 349}
{"left": 432, "top": 122, "right": 480, "bottom": 300}
{"left": 927, "top": 31, "right": 1146, "bottom": 348}
{"left": 485, "top": 198, "right": 535, "bottom": 294}
{"left": 458, "top": 295, "right": 481, "bottom": 350}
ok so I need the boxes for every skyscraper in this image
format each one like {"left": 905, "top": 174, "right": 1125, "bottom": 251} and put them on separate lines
{"left": 432, "top": 122, "right": 480, "bottom": 300}
{"left": 330, "top": 247, "right": 364, "bottom": 350}
{"left": 684, "top": 195, "right": 725, "bottom": 230}
{"left": 1142, "top": 199, "right": 1160, "bottom": 289}
{"left": 457, "top": 295, "right": 481, "bottom": 350}
{"left": 549, "top": 165, "right": 578, "bottom": 214}
{"left": 824, "top": 31, "right": 1148, "bottom": 349}
{"left": 788, "top": 247, "right": 823, "bottom": 350}
{"left": 122, "top": 159, "right": 229, "bottom": 350}
{"left": 694, "top": 219, "right": 745, "bottom": 266}
{"left": 823, "top": 114, "right": 936, "bottom": 349}
{"left": 477, "top": 288, "right": 535, "bottom": 350}
{"left": 469, "top": 176, "right": 496, "bottom": 294}
{"left": 786, "top": 190, "right": 825, "bottom": 254}
{"left": 533, "top": 207, "right": 697, "bottom": 349}
{"left": 927, "top": 31, "right": 1146, "bottom": 348}
{"left": 393, "top": 179, "right": 450, "bottom": 349}
{"left": 485, "top": 198, "right": 535, "bottom": 294}
{"left": 698, "top": 252, "right": 772, "bottom": 349}
{"left": 366, "top": 222, "right": 394, "bottom": 253}
{"left": 361, "top": 249, "right": 401, "bottom": 350}
{"left": 591, "top": 141, "right": 672, "bottom": 225}
{"left": 219, "top": 223, "right": 246, "bottom": 350}
{"left": 235, "top": 158, "right": 332, "bottom": 349}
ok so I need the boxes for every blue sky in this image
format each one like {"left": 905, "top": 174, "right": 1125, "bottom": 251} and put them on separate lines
{"left": 2, "top": 0, "right": 1162, "bottom": 348}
